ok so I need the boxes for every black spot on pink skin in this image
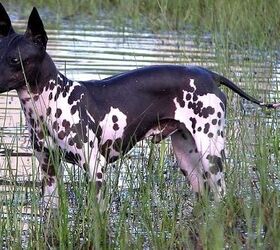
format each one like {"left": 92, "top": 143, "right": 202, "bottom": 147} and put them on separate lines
{"left": 185, "top": 81, "right": 195, "bottom": 92}
{"left": 54, "top": 86, "right": 61, "bottom": 101}
{"left": 178, "top": 97, "right": 185, "bottom": 108}
{"left": 49, "top": 92, "right": 53, "bottom": 100}
{"left": 46, "top": 107, "right": 51, "bottom": 116}
{"left": 101, "top": 139, "right": 113, "bottom": 158}
{"left": 75, "top": 140, "right": 83, "bottom": 149}
{"left": 62, "top": 119, "right": 70, "bottom": 127}
{"left": 49, "top": 81, "right": 55, "bottom": 90}
{"left": 186, "top": 93, "right": 191, "bottom": 101}
{"left": 68, "top": 85, "right": 84, "bottom": 105}
{"left": 112, "top": 115, "right": 118, "bottom": 123}
{"left": 97, "top": 172, "right": 103, "bottom": 179}
{"left": 113, "top": 123, "right": 119, "bottom": 131}
{"left": 71, "top": 105, "right": 78, "bottom": 115}
{"left": 212, "top": 119, "right": 217, "bottom": 125}
{"left": 189, "top": 117, "right": 197, "bottom": 134}
{"left": 55, "top": 108, "right": 62, "bottom": 118}
{"left": 33, "top": 95, "right": 39, "bottom": 102}
{"left": 96, "top": 181, "right": 102, "bottom": 191}
{"left": 192, "top": 94, "right": 198, "bottom": 102}
{"left": 217, "top": 112, "right": 221, "bottom": 118}
{"left": 203, "top": 123, "right": 210, "bottom": 134}
{"left": 208, "top": 132, "right": 213, "bottom": 138}
{"left": 90, "top": 140, "right": 95, "bottom": 148}
{"left": 68, "top": 138, "right": 75, "bottom": 146}
{"left": 58, "top": 131, "right": 65, "bottom": 140}
{"left": 201, "top": 106, "right": 215, "bottom": 118}
{"left": 52, "top": 121, "right": 59, "bottom": 131}
{"left": 64, "top": 151, "right": 80, "bottom": 164}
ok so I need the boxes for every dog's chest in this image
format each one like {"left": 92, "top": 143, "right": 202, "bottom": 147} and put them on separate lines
{"left": 17, "top": 78, "right": 90, "bottom": 152}
{"left": 18, "top": 77, "right": 128, "bottom": 161}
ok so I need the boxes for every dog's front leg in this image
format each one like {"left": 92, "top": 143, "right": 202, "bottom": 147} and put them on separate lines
{"left": 35, "top": 150, "right": 60, "bottom": 210}
{"left": 35, "top": 149, "right": 61, "bottom": 247}
{"left": 86, "top": 147, "right": 107, "bottom": 204}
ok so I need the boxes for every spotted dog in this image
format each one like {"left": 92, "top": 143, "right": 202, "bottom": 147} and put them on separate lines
{"left": 0, "top": 4, "right": 277, "bottom": 207}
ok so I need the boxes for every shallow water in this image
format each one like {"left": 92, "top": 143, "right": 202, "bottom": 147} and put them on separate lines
{"left": 0, "top": 8, "right": 280, "bottom": 248}
{"left": 0, "top": 13, "right": 279, "bottom": 182}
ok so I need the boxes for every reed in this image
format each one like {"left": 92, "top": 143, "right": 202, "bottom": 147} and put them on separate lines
{"left": 3, "top": 0, "right": 280, "bottom": 49}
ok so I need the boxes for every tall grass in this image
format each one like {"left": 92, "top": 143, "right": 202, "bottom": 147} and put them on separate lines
{"left": 1, "top": 94, "right": 280, "bottom": 248}
{"left": 3, "top": 0, "right": 280, "bottom": 49}
{"left": 0, "top": 0, "right": 280, "bottom": 249}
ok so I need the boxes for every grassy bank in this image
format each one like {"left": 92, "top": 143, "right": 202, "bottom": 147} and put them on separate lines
{"left": 2, "top": 0, "right": 280, "bottom": 50}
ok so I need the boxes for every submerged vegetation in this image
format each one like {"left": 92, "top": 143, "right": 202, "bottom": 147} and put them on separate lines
{"left": 0, "top": 0, "right": 280, "bottom": 249}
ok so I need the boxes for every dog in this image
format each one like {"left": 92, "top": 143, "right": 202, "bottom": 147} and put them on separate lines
{"left": 0, "top": 4, "right": 277, "bottom": 208}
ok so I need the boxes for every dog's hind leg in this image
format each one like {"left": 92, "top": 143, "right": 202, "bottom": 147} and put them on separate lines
{"left": 194, "top": 125, "right": 226, "bottom": 201}
{"left": 171, "top": 130, "right": 206, "bottom": 196}
{"left": 171, "top": 128, "right": 225, "bottom": 201}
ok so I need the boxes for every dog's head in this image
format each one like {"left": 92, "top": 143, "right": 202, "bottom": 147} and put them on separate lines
{"left": 0, "top": 3, "right": 48, "bottom": 93}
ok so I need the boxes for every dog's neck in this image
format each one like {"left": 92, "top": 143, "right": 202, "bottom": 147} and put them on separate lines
{"left": 16, "top": 53, "right": 81, "bottom": 128}
{"left": 16, "top": 53, "right": 72, "bottom": 100}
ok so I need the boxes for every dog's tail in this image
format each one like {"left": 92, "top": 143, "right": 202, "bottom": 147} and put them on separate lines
{"left": 209, "top": 70, "right": 280, "bottom": 109}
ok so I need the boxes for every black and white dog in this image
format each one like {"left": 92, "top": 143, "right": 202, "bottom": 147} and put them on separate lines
{"left": 0, "top": 4, "right": 277, "bottom": 207}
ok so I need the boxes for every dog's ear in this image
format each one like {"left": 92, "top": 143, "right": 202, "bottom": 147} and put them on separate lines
{"left": 0, "top": 3, "right": 15, "bottom": 38}
{"left": 25, "top": 7, "right": 48, "bottom": 49}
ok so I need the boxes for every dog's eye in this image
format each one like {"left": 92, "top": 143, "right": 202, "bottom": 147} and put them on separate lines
{"left": 9, "top": 57, "right": 20, "bottom": 65}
